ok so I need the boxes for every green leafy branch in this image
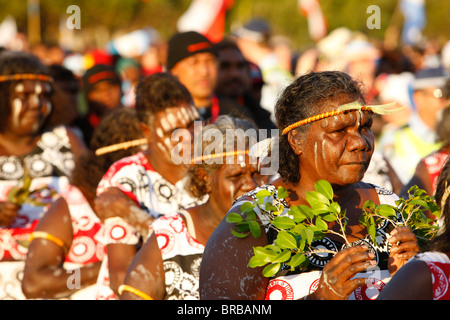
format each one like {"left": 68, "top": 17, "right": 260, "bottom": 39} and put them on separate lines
{"left": 7, "top": 168, "right": 50, "bottom": 206}
{"left": 360, "top": 185, "right": 441, "bottom": 248}
{"left": 226, "top": 180, "right": 350, "bottom": 277}
{"left": 227, "top": 181, "right": 441, "bottom": 278}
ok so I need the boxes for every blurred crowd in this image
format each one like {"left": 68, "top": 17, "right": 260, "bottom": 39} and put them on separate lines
{"left": 0, "top": 11, "right": 449, "bottom": 300}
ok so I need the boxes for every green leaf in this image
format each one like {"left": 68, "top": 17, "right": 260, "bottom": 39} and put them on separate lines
{"left": 275, "top": 230, "right": 298, "bottom": 249}
{"left": 226, "top": 212, "right": 243, "bottom": 223}
{"left": 240, "top": 202, "right": 255, "bottom": 213}
{"left": 408, "top": 199, "right": 429, "bottom": 207}
{"left": 376, "top": 204, "right": 397, "bottom": 218}
{"left": 291, "top": 222, "right": 305, "bottom": 234}
{"left": 297, "top": 204, "right": 314, "bottom": 220}
{"left": 248, "top": 255, "right": 268, "bottom": 268}
{"left": 300, "top": 228, "right": 314, "bottom": 245}
{"left": 231, "top": 229, "right": 250, "bottom": 238}
{"left": 363, "top": 200, "right": 375, "bottom": 210}
{"left": 315, "top": 216, "right": 328, "bottom": 231}
{"left": 248, "top": 220, "right": 262, "bottom": 238}
{"left": 314, "top": 179, "right": 334, "bottom": 200}
{"left": 298, "top": 237, "right": 306, "bottom": 251}
{"left": 306, "top": 191, "right": 330, "bottom": 207}
{"left": 272, "top": 250, "right": 292, "bottom": 263}
{"left": 328, "top": 202, "right": 341, "bottom": 214}
{"left": 246, "top": 210, "right": 257, "bottom": 221}
{"left": 234, "top": 222, "right": 250, "bottom": 232}
{"left": 256, "top": 190, "right": 271, "bottom": 199}
{"left": 367, "top": 218, "right": 377, "bottom": 244}
{"left": 277, "top": 186, "right": 289, "bottom": 199}
{"left": 310, "top": 203, "right": 331, "bottom": 215}
{"left": 271, "top": 216, "right": 296, "bottom": 229}
{"left": 262, "top": 263, "right": 281, "bottom": 277}
{"left": 253, "top": 246, "right": 276, "bottom": 256}
{"left": 265, "top": 202, "right": 278, "bottom": 212}
{"left": 322, "top": 213, "right": 337, "bottom": 222}
{"left": 289, "top": 205, "right": 307, "bottom": 222}
{"left": 287, "top": 252, "right": 307, "bottom": 269}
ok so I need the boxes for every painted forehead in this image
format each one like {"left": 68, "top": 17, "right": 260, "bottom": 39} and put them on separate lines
{"left": 320, "top": 109, "right": 372, "bottom": 128}
{"left": 157, "top": 104, "right": 200, "bottom": 132}
{"left": 13, "top": 80, "right": 52, "bottom": 94}
{"left": 282, "top": 100, "right": 375, "bottom": 135}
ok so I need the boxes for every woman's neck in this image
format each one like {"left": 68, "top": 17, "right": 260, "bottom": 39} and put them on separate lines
{"left": 144, "top": 149, "right": 186, "bottom": 185}
{"left": 0, "top": 132, "right": 39, "bottom": 156}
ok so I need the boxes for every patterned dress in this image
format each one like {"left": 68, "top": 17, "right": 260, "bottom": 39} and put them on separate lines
{"left": 233, "top": 183, "right": 399, "bottom": 300}
{"left": 58, "top": 185, "right": 106, "bottom": 300}
{"left": 153, "top": 212, "right": 203, "bottom": 300}
{"left": 94, "top": 152, "right": 205, "bottom": 299}
{"left": 0, "top": 126, "right": 74, "bottom": 299}
{"left": 413, "top": 251, "right": 450, "bottom": 300}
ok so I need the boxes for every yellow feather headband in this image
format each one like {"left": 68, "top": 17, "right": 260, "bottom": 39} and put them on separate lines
{"left": 282, "top": 101, "right": 405, "bottom": 135}
{"left": 0, "top": 73, "right": 53, "bottom": 83}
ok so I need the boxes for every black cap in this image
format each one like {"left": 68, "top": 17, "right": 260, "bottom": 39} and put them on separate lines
{"left": 233, "top": 18, "right": 271, "bottom": 43}
{"left": 412, "top": 66, "right": 449, "bottom": 91}
{"left": 82, "top": 64, "right": 121, "bottom": 93}
{"left": 166, "top": 31, "right": 216, "bottom": 70}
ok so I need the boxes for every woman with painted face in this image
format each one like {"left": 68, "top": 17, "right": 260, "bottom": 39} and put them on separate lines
{"left": 0, "top": 51, "right": 86, "bottom": 299}
{"left": 199, "top": 71, "right": 420, "bottom": 300}
{"left": 22, "top": 107, "right": 145, "bottom": 300}
{"left": 93, "top": 72, "right": 206, "bottom": 300}
{"left": 118, "top": 115, "right": 262, "bottom": 300}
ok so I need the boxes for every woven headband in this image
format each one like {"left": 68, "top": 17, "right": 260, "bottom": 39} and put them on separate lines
{"left": 282, "top": 101, "right": 404, "bottom": 135}
{"left": 0, "top": 73, "right": 53, "bottom": 83}
{"left": 190, "top": 150, "right": 249, "bottom": 165}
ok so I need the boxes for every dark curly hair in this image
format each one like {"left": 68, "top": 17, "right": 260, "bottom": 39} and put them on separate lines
{"left": 424, "top": 157, "right": 450, "bottom": 253}
{"left": 0, "top": 50, "right": 50, "bottom": 133}
{"left": 188, "top": 115, "right": 258, "bottom": 198}
{"left": 134, "top": 72, "right": 193, "bottom": 125}
{"left": 275, "top": 71, "right": 366, "bottom": 184}
{"left": 70, "top": 107, "right": 145, "bottom": 197}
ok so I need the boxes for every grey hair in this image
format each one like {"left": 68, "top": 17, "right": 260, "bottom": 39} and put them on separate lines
{"left": 188, "top": 115, "right": 258, "bottom": 198}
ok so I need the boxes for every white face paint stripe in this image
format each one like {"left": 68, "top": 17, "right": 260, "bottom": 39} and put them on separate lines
{"left": 160, "top": 118, "right": 170, "bottom": 131}
{"left": 12, "top": 98, "right": 22, "bottom": 128}
{"left": 15, "top": 83, "right": 24, "bottom": 93}
{"left": 356, "top": 109, "right": 363, "bottom": 127}
{"left": 156, "top": 141, "right": 170, "bottom": 154}
{"left": 321, "top": 139, "right": 327, "bottom": 166}
{"left": 156, "top": 127, "right": 164, "bottom": 138}
{"left": 35, "top": 83, "right": 42, "bottom": 94}
{"left": 238, "top": 155, "right": 246, "bottom": 167}
{"left": 314, "top": 141, "right": 319, "bottom": 170}
{"left": 164, "top": 137, "right": 172, "bottom": 151}
{"left": 166, "top": 113, "right": 177, "bottom": 128}
{"left": 45, "top": 101, "right": 52, "bottom": 116}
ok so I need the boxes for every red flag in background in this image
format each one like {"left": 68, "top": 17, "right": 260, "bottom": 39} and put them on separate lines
{"left": 177, "top": 0, "right": 234, "bottom": 43}
{"left": 298, "top": 0, "right": 328, "bottom": 41}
